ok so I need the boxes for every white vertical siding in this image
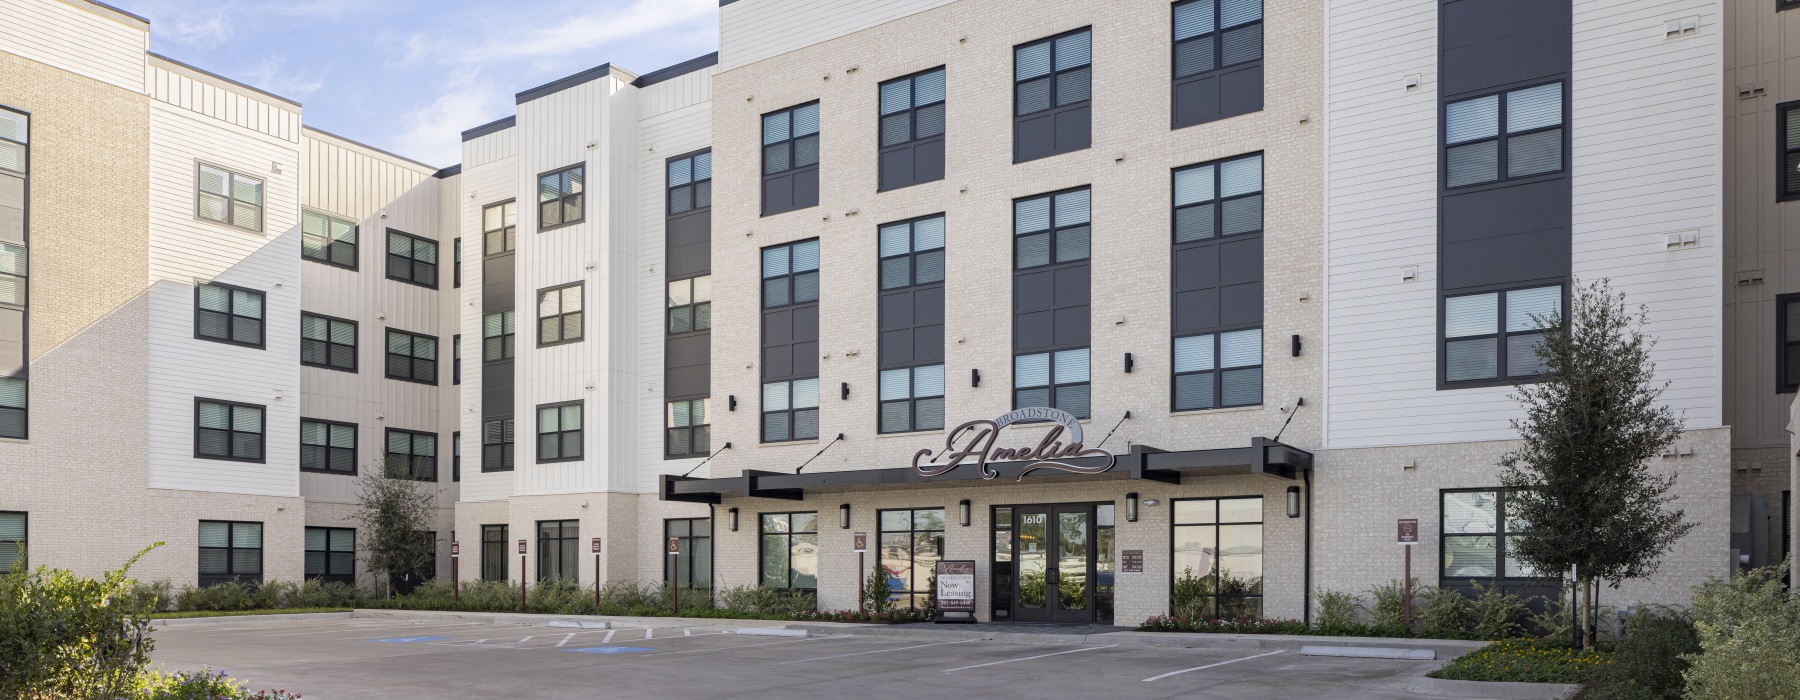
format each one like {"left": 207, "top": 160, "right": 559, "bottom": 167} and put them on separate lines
{"left": 0, "top": 0, "right": 145, "bottom": 92}
{"left": 719, "top": 0, "right": 958, "bottom": 72}
{"left": 147, "top": 61, "right": 300, "bottom": 143}
{"left": 456, "top": 153, "right": 517, "bottom": 503}
{"left": 637, "top": 65, "right": 717, "bottom": 117}
{"left": 464, "top": 127, "right": 517, "bottom": 169}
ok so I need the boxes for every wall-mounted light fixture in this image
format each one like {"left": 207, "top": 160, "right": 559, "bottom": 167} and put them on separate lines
{"left": 971, "top": 369, "right": 981, "bottom": 388}
{"left": 1286, "top": 486, "right": 1302, "bottom": 518}
{"left": 1126, "top": 492, "right": 1139, "bottom": 523}
{"left": 1124, "top": 353, "right": 1134, "bottom": 374}
{"left": 841, "top": 382, "right": 850, "bottom": 401}
{"left": 839, "top": 504, "right": 851, "bottom": 529}
{"left": 959, "top": 499, "right": 971, "bottom": 527}
{"left": 1291, "top": 335, "right": 1302, "bottom": 357}
{"left": 728, "top": 395, "right": 737, "bottom": 412}
{"left": 728, "top": 507, "right": 739, "bottom": 532}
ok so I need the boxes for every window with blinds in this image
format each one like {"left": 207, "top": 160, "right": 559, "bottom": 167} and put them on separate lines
{"left": 1015, "top": 189, "right": 1090, "bottom": 270}
{"left": 385, "top": 329, "right": 437, "bottom": 385}
{"left": 483, "top": 310, "right": 515, "bottom": 362}
{"left": 452, "top": 431, "right": 461, "bottom": 482}
{"left": 0, "top": 241, "right": 23, "bottom": 308}
{"left": 668, "top": 152, "right": 712, "bottom": 215}
{"left": 667, "top": 276, "right": 712, "bottom": 335}
{"left": 195, "top": 283, "right": 264, "bottom": 348}
{"left": 1015, "top": 349, "right": 1090, "bottom": 418}
{"left": 878, "top": 216, "right": 946, "bottom": 427}
{"left": 1014, "top": 189, "right": 1091, "bottom": 416}
{"left": 879, "top": 364, "right": 945, "bottom": 434}
{"left": 762, "top": 239, "right": 821, "bottom": 443}
{"left": 1172, "top": 0, "right": 1264, "bottom": 129}
{"left": 483, "top": 200, "right": 517, "bottom": 255}
{"left": 300, "top": 418, "right": 356, "bottom": 474}
{"left": 453, "top": 238, "right": 462, "bottom": 288}
{"left": 301, "top": 210, "right": 358, "bottom": 269}
{"left": 1441, "top": 489, "right": 1536, "bottom": 580}
{"left": 536, "top": 520, "right": 579, "bottom": 582}
{"left": 1781, "top": 102, "right": 1800, "bottom": 201}
{"left": 0, "top": 511, "right": 25, "bottom": 573}
{"left": 481, "top": 524, "right": 508, "bottom": 581}
{"left": 305, "top": 527, "right": 355, "bottom": 585}
{"left": 452, "top": 334, "right": 461, "bottom": 385}
{"left": 538, "top": 165, "right": 585, "bottom": 230}
{"left": 878, "top": 67, "right": 947, "bottom": 191}
{"left": 1174, "top": 330, "right": 1262, "bottom": 411}
{"left": 384, "top": 428, "right": 436, "bottom": 481}
{"left": 301, "top": 312, "right": 356, "bottom": 372}
{"left": 198, "top": 520, "right": 262, "bottom": 586}
{"left": 763, "top": 240, "right": 820, "bottom": 309}
{"left": 482, "top": 418, "right": 515, "bottom": 472}
{"left": 0, "top": 109, "right": 26, "bottom": 174}
{"left": 195, "top": 399, "right": 263, "bottom": 462}
{"left": 196, "top": 164, "right": 263, "bottom": 231}
{"left": 1014, "top": 28, "right": 1092, "bottom": 163}
{"left": 1442, "top": 285, "right": 1561, "bottom": 384}
{"left": 762, "top": 378, "right": 819, "bottom": 443}
{"left": 536, "top": 401, "right": 582, "bottom": 463}
{"left": 762, "top": 102, "right": 821, "bottom": 216}
{"left": 385, "top": 229, "right": 439, "bottom": 289}
{"left": 1172, "top": 152, "right": 1264, "bottom": 410}
{"left": 666, "top": 398, "right": 711, "bottom": 458}
{"left": 536, "top": 283, "right": 583, "bottom": 347}
{"left": 0, "top": 378, "right": 22, "bottom": 440}
{"left": 1778, "top": 294, "right": 1800, "bottom": 392}
{"left": 1444, "top": 82, "right": 1564, "bottom": 189}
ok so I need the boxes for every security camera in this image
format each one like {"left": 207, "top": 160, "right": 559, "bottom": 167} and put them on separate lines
{"left": 1279, "top": 404, "right": 1292, "bottom": 413}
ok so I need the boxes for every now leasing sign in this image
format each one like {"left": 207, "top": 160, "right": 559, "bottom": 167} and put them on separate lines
{"left": 911, "top": 407, "right": 1115, "bottom": 481}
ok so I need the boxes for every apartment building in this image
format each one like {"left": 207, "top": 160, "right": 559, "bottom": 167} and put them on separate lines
{"left": 0, "top": 0, "right": 1769, "bottom": 621}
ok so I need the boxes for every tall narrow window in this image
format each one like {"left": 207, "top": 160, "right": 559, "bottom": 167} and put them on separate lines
{"left": 536, "top": 283, "right": 583, "bottom": 346}
{"left": 761, "top": 379, "right": 820, "bottom": 443}
{"left": 1014, "top": 349, "right": 1091, "bottom": 418}
{"left": 198, "top": 520, "right": 262, "bottom": 586}
{"left": 759, "top": 512, "right": 818, "bottom": 591}
{"left": 0, "top": 378, "right": 21, "bottom": 440}
{"left": 1444, "top": 82, "right": 1565, "bottom": 188}
{"left": 667, "top": 276, "right": 712, "bottom": 335}
{"left": 483, "top": 200, "right": 517, "bottom": 255}
{"left": 452, "top": 334, "right": 461, "bottom": 384}
{"left": 535, "top": 401, "right": 582, "bottom": 463}
{"left": 301, "top": 313, "right": 356, "bottom": 372}
{"left": 195, "top": 283, "right": 264, "bottom": 348}
{"left": 1171, "top": 497, "right": 1263, "bottom": 618}
{"left": 196, "top": 399, "right": 264, "bottom": 462}
{"left": 386, "top": 229, "right": 439, "bottom": 289}
{"left": 482, "top": 418, "right": 515, "bottom": 472}
{"left": 0, "top": 109, "right": 25, "bottom": 174}
{"left": 384, "top": 428, "right": 436, "bottom": 481}
{"left": 1173, "top": 331, "right": 1262, "bottom": 410}
{"left": 668, "top": 152, "right": 712, "bottom": 215}
{"left": 1014, "top": 189, "right": 1091, "bottom": 417}
{"left": 302, "top": 210, "right": 358, "bottom": 269}
{"left": 1014, "top": 28, "right": 1092, "bottom": 163}
{"left": 480, "top": 524, "right": 508, "bottom": 581}
{"left": 878, "top": 67, "right": 947, "bottom": 191}
{"left": 0, "top": 511, "right": 23, "bottom": 572}
{"left": 0, "top": 241, "right": 23, "bottom": 308}
{"left": 666, "top": 398, "right": 710, "bottom": 458}
{"left": 196, "top": 164, "right": 263, "bottom": 231}
{"left": 878, "top": 508, "right": 945, "bottom": 609}
{"left": 536, "top": 520, "right": 579, "bottom": 582}
{"left": 1442, "top": 285, "right": 1561, "bottom": 385}
{"left": 1782, "top": 102, "right": 1800, "bottom": 201}
{"left": 452, "top": 431, "right": 461, "bottom": 482}
{"left": 453, "top": 238, "right": 462, "bottom": 288}
{"left": 537, "top": 165, "right": 585, "bottom": 230}
{"left": 1173, "top": 153, "right": 1264, "bottom": 409}
{"left": 762, "top": 239, "right": 820, "bottom": 442}
{"left": 1441, "top": 489, "right": 1536, "bottom": 581}
{"left": 878, "top": 215, "right": 946, "bottom": 433}
{"left": 483, "top": 310, "right": 515, "bottom": 362}
{"left": 761, "top": 102, "right": 821, "bottom": 216}
{"left": 300, "top": 418, "right": 356, "bottom": 474}
{"left": 0, "top": 110, "right": 22, "bottom": 442}
{"left": 1779, "top": 294, "right": 1800, "bottom": 392}
{"left": 665, "top": 518, "right": 712, "bottom": 590}
{"left": 1172, "top": 0, "right": 1264, "bottom": 129}
{"left": 304, "top": 527, "right": 355, "bottom": 586}
{"left": 385, "top": 329, "right": 437, "bottom": 385}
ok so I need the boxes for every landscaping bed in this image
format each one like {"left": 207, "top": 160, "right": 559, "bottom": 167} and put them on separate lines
{"left": 1428, "top": 638, "right": 1610, "bottom": 684}
{"left": 152, "top": 607, "right": 352, "bottom": 620}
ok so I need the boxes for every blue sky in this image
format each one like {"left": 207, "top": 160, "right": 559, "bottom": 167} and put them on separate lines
{"left": 121, "top": 0, "right": 719, "bottom": 167}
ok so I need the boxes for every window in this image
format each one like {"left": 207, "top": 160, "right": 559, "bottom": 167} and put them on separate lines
{"left": 482, "top": 418, "right": 515, "bottom": 472}
{"left": 196, "top": 164, "right": 262, "bottom": 231}
{"left": 1014, "top": 28, "right": 1092, "bottom": 163}
{"left": 483, "top": 200, "right": 517, "bottom": 255}
{"left": 195, "top": 399, "right": 263, "bottom": 462}
{"left": 483, "top": 311, "right": 515, "bottom": 362}
{"left": 300, "top": 418, "right": 356, "bottom": 474}
{"left": 759, "top": 512, "right": 818, "bottom": 590}
{"left": 1014, "top": 349, "right": 1090, "bottom": 418}
{"left": 1016, "top": 188, "right": 1092, "bottom": 271}
{"left": 452, "top": 335, "right": 461, "bottom": 385}
{"left": 535, "top": 401, "right": 582, "bottom": 463}
{"left": 878, "top": 67, "right": 947, "bottom": 191}
{"left": 304, "top": 527, "right": 355, "bottom": 586}
{"left": 1442, "top": 285, "right": 1561, "bottom": 385}
{"left": 453, "top": 238, "right": 462, "bottom": 288}
{"left": 1779, "top": 294, "right": 1800, "bottom": 393}
{"left": 194, "top": 283, "right": 264, "bottom": 348}
{"left": 880, "top": 365, "right": 945, "bottom": 434}
{"left": 537, "top": 165, "right": 585, "bottom": 230}
{"left": 418, "top": 531, "right": 439, "bottom": 582}
{"left": 1171, "top": 497, "right": 1262, "bottom": 618}
{"left": 1172, "top": 0, "right": 1264, "bottom": 129}
{"left": 665, "top": 518, "right": 712, "bottom": 590}
{"left": 878, "top": 508, "right": 944, "bottom": 609}
{"left": 1174, "top": 153, "right": 1263, "bottom": 244}
{"left": 666, "top": 398, "right": 711, "bottom": 458}
{"left": 386, "top": 229, "right": 439, "bottom": 289}
{"left": 880, "top": 216, "right": 945, "bottom": 291}
{"left": 1444, "top": 82, "right": 1565, "bottom": 188}
{"left": 668, "top": 152, "right": 712, "bottom": 215}
{"left": 762, "top": 379, "right": 819, "bottom": 443}
{"left": 198, "top": 520, "right": 262, "bottom": 586}
{"left": 1442, "top": 489, "right": 1537, "bottom": 581}
{"left": 301, "top": 313, "right": 356, "bottom": 372}
{"left": 0, "top": 241, "right": 23, "bottom": 308}
{"left": 536, "top": 520, "right": 579, "bottom": 582}
{"left": 1785, "top": 0, "right": 1800, "bottom": 12}
{"left": 0, "top": 511, "right": 24, "bottom": 572}
{"left": 0, "top": 378, "right": 21, "bottom": 440}
{"left": 536, "top": 283, "right": 583, "bottom": 346}
{"left": 762, "top": 240, "right": 820, "bottom": 310}
{"left": 301, "top": 210, "right": 358, "bottom": 269}
{"left": 1173, "top": 331, "right": 1261, "bottom": 410}
{"left": 761, "top": 102, "right": 821, "bottom": 216}
{"left": 762, "top": 239, "right": 820, "bottom": 442}
{"left": 384, "top": 428, "right": 436, "bottom": 481}
{"left": 385, "top": 329, "right": 437, "bottom": 385}
{"left": 452, "top": 431, "right": 461, "bottom": 482}
{"left": 481, "top": 524, "right": 508, "bottom": 581}
{"left": 0, "top": 109, "right": 25, "bottom": 174}
{"left": 667, "top": 276, "right": 712, "bottom": 335}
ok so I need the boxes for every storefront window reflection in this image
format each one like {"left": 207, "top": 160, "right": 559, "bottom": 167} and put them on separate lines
{"left": 759, "top": 512, "right": 818, "bottom": 591}
{"left": 1171, "top": 497, "right": 1263, "bottom": 619}
{"left": 878, "top": 508, "right": 945, "bottom": 609}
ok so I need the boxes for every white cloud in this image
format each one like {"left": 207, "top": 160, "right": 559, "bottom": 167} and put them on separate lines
{"left": 406, "top": 0, "right": 713, "bottom": 66}
{"left": 158, "top": 14, "right": 231, "bottom": 48}
{"left": 391, "top": 73, "right": 506, "bottom": 166}
{"left": 237, "top": 56, "right": 327, "bottom": 99}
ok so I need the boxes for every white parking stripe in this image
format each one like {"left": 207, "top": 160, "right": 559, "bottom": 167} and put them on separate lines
{"left": 555, "top": 633, "right": 576, "bottom": 647}
{"left": 781, "top": 638, "right": 976, "bottom": 664}
{"left": 1141, "top": 650, "right": 1285, "bottom": 682}
{"left": 645, "top": 628, "right": 654, "bottom": 639}
{"left": 602, "top": 630, "right": 616, "bottom": 644}
{"left": 684, "top": 629, "right": 691, "bottom": 637}
{"left": 333, "top": 623, "right": 497, "bottom": 639}
{"left": 942, "top": 644, "right": 1118, "bottom": 672}
{"left": 638, "top": 636, "right": 827, "bottom": 657}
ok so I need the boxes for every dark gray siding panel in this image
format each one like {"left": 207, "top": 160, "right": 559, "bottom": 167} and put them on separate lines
{"left": 1014, "top": 105, "right": 1090, "bottom": 164}
{"left": 879, "top": 285, "right": 944, "bottom": 368}
{"left": 761, "top": 305, "right": 819, "bottom": 382}
{"left": 792, "top": 168, "right": 820, "bottom": 210}
{"left": 1173, "top": 237, "right": 1264, "bottom": 335}
{"left": 1173, "top": 63, "right": 1264, "bottom": 130}
{"left": 483, "top": 255, "right": 514, "bottom": 309}
{"left": 878, "top": 138, "right": 947, "bottom": 192}
{"left": 1053, "top": 106, "right": 1092, "bottom": 156}
{"left": 1014, "top": 265, "right": 1090, "bottom": 353}
{"left": 482, "top": 361, "right": 513, "bottom": 418}
{"left": 1440, "top": 180, "right": 1571, "bottom": 291}
{"left": 1440, "top": 0, "right": 1571, "bottom": 97}
{"left": 665, "top": 333, "right": 711, "bottom": 399}
{"left": 666, "top": 212, "right": 711, "bottom": 279}
{"left": 761, "top": 167, "right": 820, "bottom": 216}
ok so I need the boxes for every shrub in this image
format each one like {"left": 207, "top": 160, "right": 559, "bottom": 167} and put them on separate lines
{"left": 861, "top": 564, "right": 894, "bottom": 614}
{"left": 126, "top": 580, "right": 174, "bottom": 613}
{"left": 1313, "top": 589, "right": 1362, "bottom": 634}
{"left": 716, "top": 585, "right": 816, "bottom": 618}
{"left": 1427, "top": 637, "right": 1611, "bottom": 683}
{"left": 1469, "top": 581, "right": 1528, "bottom": 641}
{"left": 1584, "top": 611, "right": 1696, "bottom": 700}
{"left": 1367, "top": 578, "right": 1422, "bottom": 634}
{"left": 1681, "top": 560, "right": 1800, "bottom": 700}
{"left": 0, "top": 545, "right": 159, "bottom": 698}
{"left": 137, "top": 669, "right": 303, "bottom": 699}
{"left": 1139, "top": 615, "right": 1308, "bottom": 635}
{"left": 796, "top": 608, "right": 931, "bottom": 624}
{"left": 1421, "top": 587, "right": 1473, "bottom": 639}
{"left": 1170, "top": 566, "right": 1211, "bottom": 618}
{"left": 174, "top": 580, "right": 257, "bottom": 612}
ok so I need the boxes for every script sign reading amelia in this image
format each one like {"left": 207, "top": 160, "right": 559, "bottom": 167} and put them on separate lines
{"left": 911, "top": 407, "right": 1114, "bottom": 481}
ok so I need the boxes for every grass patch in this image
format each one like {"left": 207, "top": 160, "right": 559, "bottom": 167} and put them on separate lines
{"left": 152, "top": 607, "right": 352, "bottom": 619}
{"left": 1427, "top": 638, "right": 1612, "bottom": 684}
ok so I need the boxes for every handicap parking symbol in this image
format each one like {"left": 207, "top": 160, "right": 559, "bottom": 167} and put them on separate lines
{"left": 376, "top": 636, "right": 448, "bottom": 643}
{"left": 566, "top": 646, "right": 653, "bottom": 654}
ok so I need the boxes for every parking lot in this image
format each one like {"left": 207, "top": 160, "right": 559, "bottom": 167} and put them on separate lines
{"left": 151, "top": 617, "right": 1452, "bottom": 699}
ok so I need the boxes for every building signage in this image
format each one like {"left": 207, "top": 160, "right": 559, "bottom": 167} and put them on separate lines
{"left": 1120, "top": 549, "right": 1144, "bottom": 574}
{"left": 591, "top": 538, "right": 602, "bottom": 554}
{"left": 450, "top": 542, "right": 459, "bottom": 558}
{"left": 1397, "top": 519, "right": 1419, "bottom": 546}
{"left": 912, "top": 407, "right": 1115, "bottom": 481}
{"left": 517, "top": 539, "right": 527, "bottom": 554}
{"left": 667, "top": 537, "right": 681, "bottom": 555}
{"left": 853, "top": 532, "right": 867, "bottom": 552}
{"left": 935, "top": 561, "right": 977, "bottom": 612}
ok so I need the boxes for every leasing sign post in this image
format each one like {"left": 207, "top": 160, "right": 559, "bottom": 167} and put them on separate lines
{"left": 934, "top": 561, "right": 977, "bottom": 623}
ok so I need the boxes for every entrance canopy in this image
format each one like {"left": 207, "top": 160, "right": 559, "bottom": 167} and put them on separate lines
{"left": 660, "top": 437, "right": 1313, "bottom": 504}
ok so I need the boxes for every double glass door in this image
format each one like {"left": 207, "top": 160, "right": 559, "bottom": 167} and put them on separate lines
{"left": 1012, "top": 505, "right": 1094, "bottom": 623}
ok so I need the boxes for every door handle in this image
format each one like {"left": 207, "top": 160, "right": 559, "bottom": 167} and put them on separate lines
{"left": 1046, "top": 570, "right": 1058, "bottom": 584}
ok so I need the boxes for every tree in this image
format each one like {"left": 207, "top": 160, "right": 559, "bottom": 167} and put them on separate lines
{"left": 353, "top": 460, "right": 438, "bottom": 598}
{"left": 1498, "top": 278, "right": 1694, "bottom": 649}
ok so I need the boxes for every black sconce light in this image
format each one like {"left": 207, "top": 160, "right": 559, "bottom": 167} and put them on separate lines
{"left": 959, "top": 499, "right": 971, "bottom": 527}
{"left": 1126, "top": 492, "right": 1139, "bottom": 523}
{"left": 841, "top": 382, "right": 850, "bottom": 401}
{"left": 839, "top": 503, "right": 851, "bottom": 529}
{"left": 1291, "top": 335, "right": 1303, "bottom": 357}
{"left": 728, "top": 507, "right": 739, "bottom": 531}
{"left": 1124, "top": 353, "right": 1134, "bottom": 374}
{"left": 728, "top": 395, "right": 737, "bottom": 411}
{"left": 971, "top": 368, "right": 981, "bottom": 387}
{"left": 1286, "top": 486, "right": 1302, "bottom": 518}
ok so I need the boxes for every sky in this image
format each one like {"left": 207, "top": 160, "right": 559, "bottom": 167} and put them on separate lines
{"left": 121, "top": 0, "right": 720, "bottom": 167}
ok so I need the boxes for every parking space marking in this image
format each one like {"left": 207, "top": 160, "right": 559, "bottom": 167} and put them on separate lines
{"left": 1141, "top": 650, "right": 1285, "bottom": 682}
{"left": 942, "top": 644, "right": 1118, "bottom": 672}
{"left": 782, "top": 638, "right": 977, "bottom": 664}
{"left": 555, "top": 633, "right": 577, "bottom": 647}
{"left": 566, "top": 646, "right": 654, "bottom": 655}
{"left": 602, "top": 630, "right": 616, "bottom": 644}
{"left": 374, "top": 636, "right": 448, "bottom": 643}
{"left": 638, "top": 636, "right": 829, "bottom": 657}
{"left": 332, "top": 623, "right": 498, "bottom": 639}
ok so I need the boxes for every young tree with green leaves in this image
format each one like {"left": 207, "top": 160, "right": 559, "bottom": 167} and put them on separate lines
{"left": 1498, "top": 279, "right": 1694, "bottom": 650}
{"left": 353, "top": 461, "right": 438, "bottom": 598}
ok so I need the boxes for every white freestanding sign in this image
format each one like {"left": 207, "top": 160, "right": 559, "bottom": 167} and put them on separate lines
{"left": 934, "top": 560, "right": 977, "bottom": 623}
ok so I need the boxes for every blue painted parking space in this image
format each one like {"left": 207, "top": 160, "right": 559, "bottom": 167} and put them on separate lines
{"left": 566, "top": 646, "right": 654, "bottom": 654}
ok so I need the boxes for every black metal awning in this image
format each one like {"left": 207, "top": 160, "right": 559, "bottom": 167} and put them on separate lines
{"left": 659, "top": 437, "right": 1312, "bottom": 504}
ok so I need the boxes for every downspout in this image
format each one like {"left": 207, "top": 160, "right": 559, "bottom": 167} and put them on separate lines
{"left": 707, "top": 502, "right": 718, "bottom": 607}
{"left": 1303, "top": 468, "right": 1313, "bottom": 627}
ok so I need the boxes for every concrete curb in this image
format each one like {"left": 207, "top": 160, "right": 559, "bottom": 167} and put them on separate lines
{"left": 783, "top": 624, "right": 1485, "bottom": 658}
{"left": 152, "top": 612, "right": 354, "bottom": 627}
{"left": 1404, "top": 677, "right": 1581, "bottom": 700}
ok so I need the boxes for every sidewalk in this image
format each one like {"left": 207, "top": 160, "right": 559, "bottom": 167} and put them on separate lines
{"left": 785, "top": 620, "right": 1487, "bottom": 659}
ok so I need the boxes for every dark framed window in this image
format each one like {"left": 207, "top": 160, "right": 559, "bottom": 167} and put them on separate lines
{"left": 1442, "top": 284, "right": 1561, "bottom": 386}
{"left": 452, "top": 334, "right": 461, "bottom": 385}
{"left": 761, "top": 102, "right": 821, "bottom": 216}
{"left": 1172, "top": 0, "right": 1264, "bottom": 129}
{"left": 1785, "top": 0, "right": 1800, "bottom": 11}
{"left": 386, "top": 229, "right": 439, "bottom": 289}
{"left": 195, "top": 282, "right": 264, "bottom": 348}
{"left": 668, "top": 152, "right": 712, "bottom": 215}
{"left": 483, "top": 310, "right": 515, "bottom": 362}
{"left": 537, "top": 165, "right": 585, "bottom": 231}
{"left": 667, "top": 275, "right": 711, "bottom": 335}
{"left": 536, "top": 520, "right": 579, "bottom": 582}
{"left": 1443, "top": 82, "right": 1565, "bottom": 189}
{"left": 762, "top": 379, "right": 819, "bottom": 443}
{"left": 665, "top": 518, "right": 712, "bottom": 590}
{"left": 1, "top": 240, "right": 23, "bottom": 309}
{"left": 483, "top": 200, "right": 517, "bottom": 255}
{"left": 1171, "top": 497, "right": 1263, "bottom": 618}
{"left": 879, "top": 216, "right": 945, "bottom": 291}
{"left": 453, "top": 238, "right": 462, "bottom": 288}
{"left": 1015, "top": 188, "right": 1090, "bottom": 271}
{"left": 385, "top": 329, "right": 438, "bottom": 385}
{"left": 1173, "top": 153, "right": 1263, "bottom": 244}
{"left": 302, "top": 210, "right": 358, "bottom": 269}
{"left": 880, "top": 365, "right": 945, "bottom": 434}
{"left": 1172, "top": 153, "right": 1263, "bottom": 411}
{"left": 304, "top": 527, "right": 355, "bottom": 586}
{"left": 0, "top": 109, "right": 25, "bottom": 174}
{"left": 535, "top": 401, "right": 582, "bottom": 463}
{"left": 0, "top": 378, "right": 23, "bottom": 440}
{"left": 452, "top": 431, "right": 461, "bottom": 482}
{"left": 198, "top": 520, "right": 262, "bottom": 586}
{"left": 0, "top": 511, "right": 25, "bottom": 572}
{"left": 762, "top": 240, "right": 819, "bottom": 310}
{"left": 195, "top": 398, "right": 264, "bottom": 462}
{"left": 1173, "top": 330, "right": 1261, "bottom": 411}
{"left": 482, "top": 418, "right": 515, "bottom": 472}
{"left": 758, "top": 512, "right": 818, "bottom": 590}
{"left": 1014, "top": 349, "right": 1090, "bottom": 418}
{"left": 1014, "top": 189, "right": 1091, "bottom": 417}
{"left": 1783, "top": 102, "right": 1800, "bottom": 201}
{"left": 196, "top": 163, "right": 263, "bottom": 231}
{"left": 1014, "top": 28, "right": 1092, "bottom": 163}
{"left": 1441, "top": 489, "right": 1538, "bottom": 582}
{"left": 665, "top": 398, "right": 711, "bottom": 458}
{"left": 384, "top": 428, "right": 437, "bottom": 481}
{"left": 300, "top": 418, "right": 356, "bottom": 474}
{"left": 878, "top": 217, "right": 946, "bottom": 415}
{"left": 878, "top": 508, "right": 944, "bottom": 609}
{"left": 480, "top": 524, "right": 508, "bottom": 581}
{"left": 536, "top": 283, "right": 583, "bottom": 347}
{"left": 878, "top": 67, "right": 946, "bottom": 191}
{"left": 417, "top": 531, "right": 439, "bottom": 583}
{"left": 1778, "top": 293, "right": 1800, "bottom": 393}
{"left": 301, "top": 312, "right": 356, "bottom": 372}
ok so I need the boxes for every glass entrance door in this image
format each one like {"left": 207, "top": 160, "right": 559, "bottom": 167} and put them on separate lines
{"left": 1011, "top": 505, "right": 1094, "bottom": 623}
